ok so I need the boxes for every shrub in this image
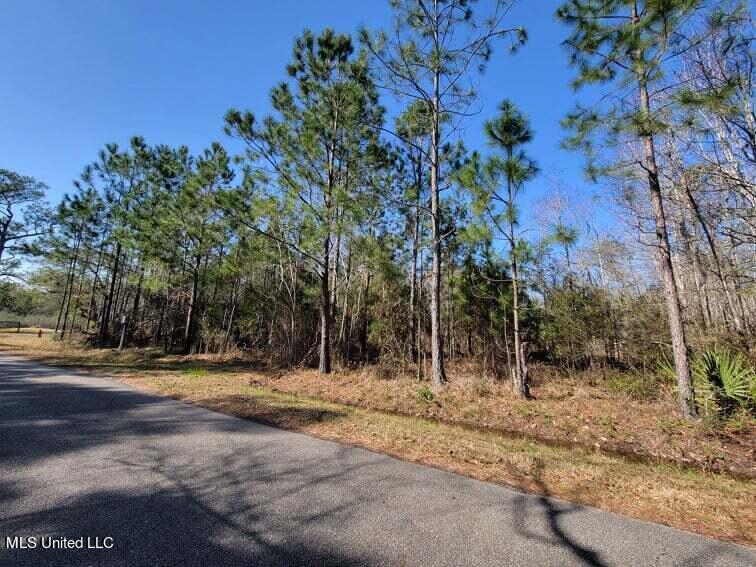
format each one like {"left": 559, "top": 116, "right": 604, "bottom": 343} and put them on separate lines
{"left": 472, "top": 377, "right": 491, "bottom": 397}
{"left": 693, "top": 350, "right": 754, "bottom": 417}
{"left": 658, "top": 349, "right": 755, "bottom": 417}
{"left": 607, "top": 371, "right": 666, "bottom": 400}
{"left": 416, "top": 386, "right": 435, "bottom": 403}
{"left": 185, "top": 366, "right": 209, "bottom": 378}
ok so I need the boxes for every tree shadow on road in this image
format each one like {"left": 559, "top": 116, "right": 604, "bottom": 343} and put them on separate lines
{"left": 0, "top": 359, "right": 348, "bottom": 471}
{"left": 0, "top": 360, "right": 373, "bottom": 565}
{"left": 508, "top": 458, "right": 608, "bottom": 567}
{"left": 2, "top": 485, "right": 373, "bottom": 566}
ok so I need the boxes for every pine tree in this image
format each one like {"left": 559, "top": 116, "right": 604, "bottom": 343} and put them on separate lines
{"left": 457, "top": 100, "right": 538, "bottom": 397}
{"left": 0, "top": 169, "right": 50, "bottom": 274}
{"left": 80, "top": 137, "right": 153, "bottom": 345}
{"left": 395, "top": 102, "right": 433, "bottom": 368}
{"left": 225, "top": 29, "right": 384, "bottom": 374}
{"left": 361, "top": 0, "right": 526, "bottom": 388}
{"left": 554, "top": 0, "right": 739, "bottom": 419}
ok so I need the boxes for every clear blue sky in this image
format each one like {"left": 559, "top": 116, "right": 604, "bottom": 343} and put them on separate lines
{"left": 1, "top": 0, "right": 604, "bottom": 233}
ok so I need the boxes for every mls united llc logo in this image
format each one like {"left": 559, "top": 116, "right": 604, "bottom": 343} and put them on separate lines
{"left": 3, "top": 536, "right": 114, "bottom": 550}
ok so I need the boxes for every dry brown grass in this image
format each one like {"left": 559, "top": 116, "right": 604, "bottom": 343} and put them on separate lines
{"left": 2, "top": 333, "right": 755, "bottom": 545}
{"left": 248, "top": 360, "right": 755, "bottom": 478}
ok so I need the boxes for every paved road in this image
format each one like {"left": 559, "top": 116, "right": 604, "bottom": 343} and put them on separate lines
{"left": 0, "top": 354, "right": 753, "bottom": 566}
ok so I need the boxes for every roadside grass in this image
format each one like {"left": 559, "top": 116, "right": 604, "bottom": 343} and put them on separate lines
{"left": 0, "top": 333, "right": 250, "bottom": 373}
{"left": 1, "top": 333, "right": 754, "bottom": 545}
{"left": 0, "top": 327, "right": 54, "bottom": 334}
{"left": 184, "top": 366, "right": 210, "bottom": 379}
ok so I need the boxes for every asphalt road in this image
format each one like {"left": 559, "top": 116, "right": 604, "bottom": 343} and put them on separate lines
{"left": 0, "top": 354, "right": 753, "bottom": 566}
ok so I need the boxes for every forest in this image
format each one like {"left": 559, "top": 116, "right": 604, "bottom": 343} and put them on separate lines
{"left": 1, "top": 0, "right": 754, "bottom": 427}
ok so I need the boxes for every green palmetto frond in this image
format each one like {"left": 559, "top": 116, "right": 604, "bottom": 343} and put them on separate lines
{"left": 693, "top": 350, "right": 754, "bottom": 413}
{"left": 658, "top": 349, "right": 754, "bottom": 416}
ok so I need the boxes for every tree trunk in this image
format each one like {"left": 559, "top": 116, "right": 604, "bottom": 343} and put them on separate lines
{"left": 154, "top": 287, "right": 168, "bottom": 346}
{"left": 60, "top": 240, "right": 80, "bottom": 337}
{"left": 55, "top": 249, "right": 77, "bottom": 337}
{"left": 509, "top": 172, "right": 528, "bottom": 398}
{"left": 359, "top": 271, "right": 371, "bottom": 359}
{"left": 183, "top": 255, "right": 201, "bottom": 353}
{"left": 318, "top": 109, "right": 338, "bottom": 374}
{"left": 727, "top": 236, "right": 750, "bottom": 333}
{"left": 637, "top": 78, "right": 697, "bottom": 419}
{"left": 99, "top": 241, "right": 122, "bottom": 346}
{"left": 681, "top": 172, "right": 742, "bottom": 332}
{"left": 223, "top": 279, "right": 238, "bottom": 353}
{"left": 338, "top": 244, "right": 352, "bottom": 356}
{"left": 128, "top": 265, "right": 145, "bottom": 344}
{"left": 118, "top": 314, "right": 127, "bottom": 352}
{"left": 409, "top": 175, "right": 420, "bottom": 364}
{"left": 86, "top": 239, "right": 106, "bottom": 332}
{"left": 68, "top": 246, "right": 91, "bottom": 338}
{"left": 319, "top": 238, "right": 332, "bottom": 374}
{"left": 330, "top": 217, "right": 341, "bottom": 325}
{"left": 429, "top": 31, "right": 446, "bottom": 388}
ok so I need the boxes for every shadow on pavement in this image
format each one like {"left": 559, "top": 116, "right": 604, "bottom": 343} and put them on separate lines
{"left": 0, "top": 358, "right": 374, "bottom": 565}
{"left": 510, "top": 459, "right": 607, "bottom": 566}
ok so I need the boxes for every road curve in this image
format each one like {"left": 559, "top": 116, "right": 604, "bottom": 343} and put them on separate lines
{"left": 0, "top": 353, "right": 753, "bottom": 566}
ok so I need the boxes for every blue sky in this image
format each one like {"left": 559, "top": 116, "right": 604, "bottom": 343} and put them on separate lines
{"left": 1, "top": 0, "right": 604, "bottom": 234}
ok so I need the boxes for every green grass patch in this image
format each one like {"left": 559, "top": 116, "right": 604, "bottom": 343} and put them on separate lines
{"left": 184, "top": 366, "right": 209, "bottom": 379}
